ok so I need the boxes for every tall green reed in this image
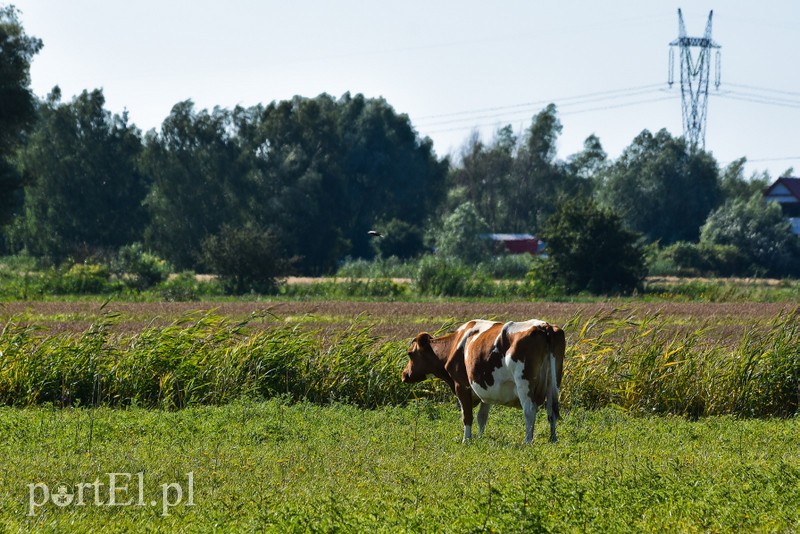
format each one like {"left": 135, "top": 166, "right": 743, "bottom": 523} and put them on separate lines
{"left": 1, "top": 308, "right": 796, "bottom": 416}
{"left": 563, "top": 307, "right": 799, "bottom": 417}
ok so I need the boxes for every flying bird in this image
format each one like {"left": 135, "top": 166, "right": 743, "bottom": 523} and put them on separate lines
{"left": 367, "top": 230, "right": 383, "bottom": 238}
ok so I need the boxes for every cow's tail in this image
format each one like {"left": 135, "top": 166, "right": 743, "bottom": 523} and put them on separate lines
{"left": 545, "top": 325, "right": 560, "bottom": 420}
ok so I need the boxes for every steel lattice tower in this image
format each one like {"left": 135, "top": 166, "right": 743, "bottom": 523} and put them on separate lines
{"left": 668, "top": 9, "right": 721, "bottom": 150}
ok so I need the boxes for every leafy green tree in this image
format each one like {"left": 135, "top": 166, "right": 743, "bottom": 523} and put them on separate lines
{"left": 568, "top": 134, "right": 607, "bottom": 183}
{"left": 330, "top": 94, "right": 447, "bottom": 260}
{"left": 597, "top": 129, "right": 721, "bottom": 244}
{"left": 700, "top": 194, "right": 800, "bottom": 277}
{"left": 238, "top": 93, "right": 446, "bottom": 274}
{"left": 142, "top": 101, "right": 247, "bottom": 269}
{"left": 719, "top": 157, "right": 770, "bottom": 202}
{"left": 145, "top": 93, "right": 447, "bottom": 275}
{"left": 508, "top": 104, "right": 582, "bottom": 233}
{"left": 14, "top": 88, "right": 147, "bottom": 262}
{"left": 537, "top": 199, "right": 646, "bottom": 294}
{"left": 433, "top": 201, "right": 493, "bottom": 264}
{"left": 0, "top": 6, "right": 42, "bottom": 228}
{"left": 448, "top": 126, "right": 516, "bottom": 230}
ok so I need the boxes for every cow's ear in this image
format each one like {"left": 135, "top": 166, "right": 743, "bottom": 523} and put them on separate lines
{"left": 417, "top": 333, "right": 432, "bottom": 348}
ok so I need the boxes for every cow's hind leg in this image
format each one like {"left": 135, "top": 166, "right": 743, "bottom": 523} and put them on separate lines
{"left": 546, "top": 351, "right": 560, "bottom": 443}
{"left": 477, "top": 402, "right": 491, "bottom": 437}
{"left": 515, "top": 373, "right": 538, "bottom": 443}
{"left": 522, "top": 399, "right": 538, "bottom": 443}
{"left": 546, "top": 401, "right": 557, "bottom": 443}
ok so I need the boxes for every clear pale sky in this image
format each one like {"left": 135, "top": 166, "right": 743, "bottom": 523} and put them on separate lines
{"left": 10, "top": 1, "right": 800, "bottom": 179}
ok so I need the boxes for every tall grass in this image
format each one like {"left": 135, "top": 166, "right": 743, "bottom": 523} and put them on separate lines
{"left": 564, "top": 307, "right": 800, "bottom": 417}
{"left": 1, "top": 308, "right": 797, "bottom": 417}
{"left": 0, "top": 312, "right": 416, "bottom": 410}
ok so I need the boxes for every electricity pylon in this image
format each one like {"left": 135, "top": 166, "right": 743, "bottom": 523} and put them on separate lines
{"left": 668, "top": 9, "right": 721, "bottom": 151}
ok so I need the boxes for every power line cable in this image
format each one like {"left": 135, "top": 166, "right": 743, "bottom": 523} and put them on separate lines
{"left": 716, "top": 90, "right": 800, "bottom": 108}
{"left": 424, "top": 94, "right": 677, "bottom": 135}
{"left": 414, "top": 84, "right": 665, "bottom": 123}
{"left": 414, "top": 81, "right": 799, "bottom": 136}
{"left": 724, "top": 82, "right": 800, "bottom": 97}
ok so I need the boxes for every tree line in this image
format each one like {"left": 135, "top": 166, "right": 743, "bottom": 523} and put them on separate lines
{"left": 2, "top": 6, "right": 798, "bottom": 294}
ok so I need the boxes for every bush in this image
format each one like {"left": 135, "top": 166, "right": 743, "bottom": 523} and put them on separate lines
{"left": 113, "top": 243, "right": 172, "bottom": 290}
{"left": 44, "top": 263, "right": 118, "bottom": 294}
{"left": 478, "top": 253, "right": 536, "bottom": 279}
{"left": 538, "top": 199, "right": 646, "bottom": 295}
{"left": 281, "top": 278, "right": 409, "bottom": 299}
{"left": 201, "top": 225, "right": 291, "bottom": 294}
{"left": 414, "top": 255, "right": 493, "bottom": 297}
{"left": 658, "top": 241, "right": 751, "bottom": 277}
{"left": 336, "top": 256, "right": 417, "bottom": 279}
{"left": 158, "top": 272, "right": 222, "bottom": 301}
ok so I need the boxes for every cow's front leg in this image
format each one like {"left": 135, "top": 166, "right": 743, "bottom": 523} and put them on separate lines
{"left": 455, "top": 384, "right": 474, "bottom": 442}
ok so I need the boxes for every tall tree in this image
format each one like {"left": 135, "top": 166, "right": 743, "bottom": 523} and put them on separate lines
{"left": 0, "top": 6, "right": 42, "bottom": 229}
{"left": 336, "top": 93, "right": 447, "bottom": 259}
{"left": 597, "top": 129, "right": 721, "bottom": 244}
{"left": 238, "top": 93, "right": 446, "bottom": 274}
{"left": 507, "top": 104, "right": 580, "bottom": 233}
{"left": 568, "top": 134, "right": 607, "bottom": 183}
{"left": 142, "top": 101, "right": 248, "bottom": 269}
{"left": 449, "top": 126, "right": 516, "bottom": 230}
{"left": 145, "top": 93, "right": 447, "bottom": 274}
{"left": 15, "top": 88, "right": 147, "bottom": 261}
{"left": 719, "top": 157, "right": 770, "bottom": 202}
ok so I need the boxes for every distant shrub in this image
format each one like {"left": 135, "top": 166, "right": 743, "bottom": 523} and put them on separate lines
{"left": 336, "top": 256, "right": 417, "bottom": 279}
{"left": 158, "top": 272, "right": 221, "bottom": 301}
{"left": 658, "top": 241, "right": 751, "bottom": 277}
{"left": 113, "top": 243, "right": 172, "bottom": 289}
{"left": 281, "top": 278, "right": 409, "bottom": 299}
{"left": 201, "top": 225, "right": 291, "bottom": 295}
{"left": 43, "top": 263, "right": 118, "bottom": 294}
{"left": 478, "top": 253, "right": 535, "bottom": 279}
{"left": 538, "top": 199, "right": 646, "bottom": 295}
{"left": 414, "top": 256, "right": 493, "bottom": 297}
{"left": 371, "top": 219, "right": 425, "bottom": 260}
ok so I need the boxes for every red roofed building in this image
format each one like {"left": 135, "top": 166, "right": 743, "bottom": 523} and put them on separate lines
{"left": 763, "top": 177, "right": 800, "bottom": 236}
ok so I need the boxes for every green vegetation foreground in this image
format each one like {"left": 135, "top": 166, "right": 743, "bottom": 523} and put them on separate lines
{"left": 2, "top": 402, "right": 798, "bottom": 532}
{"left": 0, "top": 300, "right": 797, "bottom": 531}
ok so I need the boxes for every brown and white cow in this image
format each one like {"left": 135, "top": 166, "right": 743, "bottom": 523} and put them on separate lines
{"left": 402, "top": 319, "right": 565, "bottom": 443}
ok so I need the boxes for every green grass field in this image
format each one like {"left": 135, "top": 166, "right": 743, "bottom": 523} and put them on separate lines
{"left": 0, "top": 299, "right": 798, "bottom": 532}
{"left": 2, "top": 401, "right": 798, "bottom": 532}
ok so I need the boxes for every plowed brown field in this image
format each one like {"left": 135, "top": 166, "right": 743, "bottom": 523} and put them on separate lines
{"left": 1, "top": 300, "right": 795, "bottom": 345}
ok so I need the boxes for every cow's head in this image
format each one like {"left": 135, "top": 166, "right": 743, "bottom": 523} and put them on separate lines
{"left": 401, "top": 332, "right": 437, "bottom": 383}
